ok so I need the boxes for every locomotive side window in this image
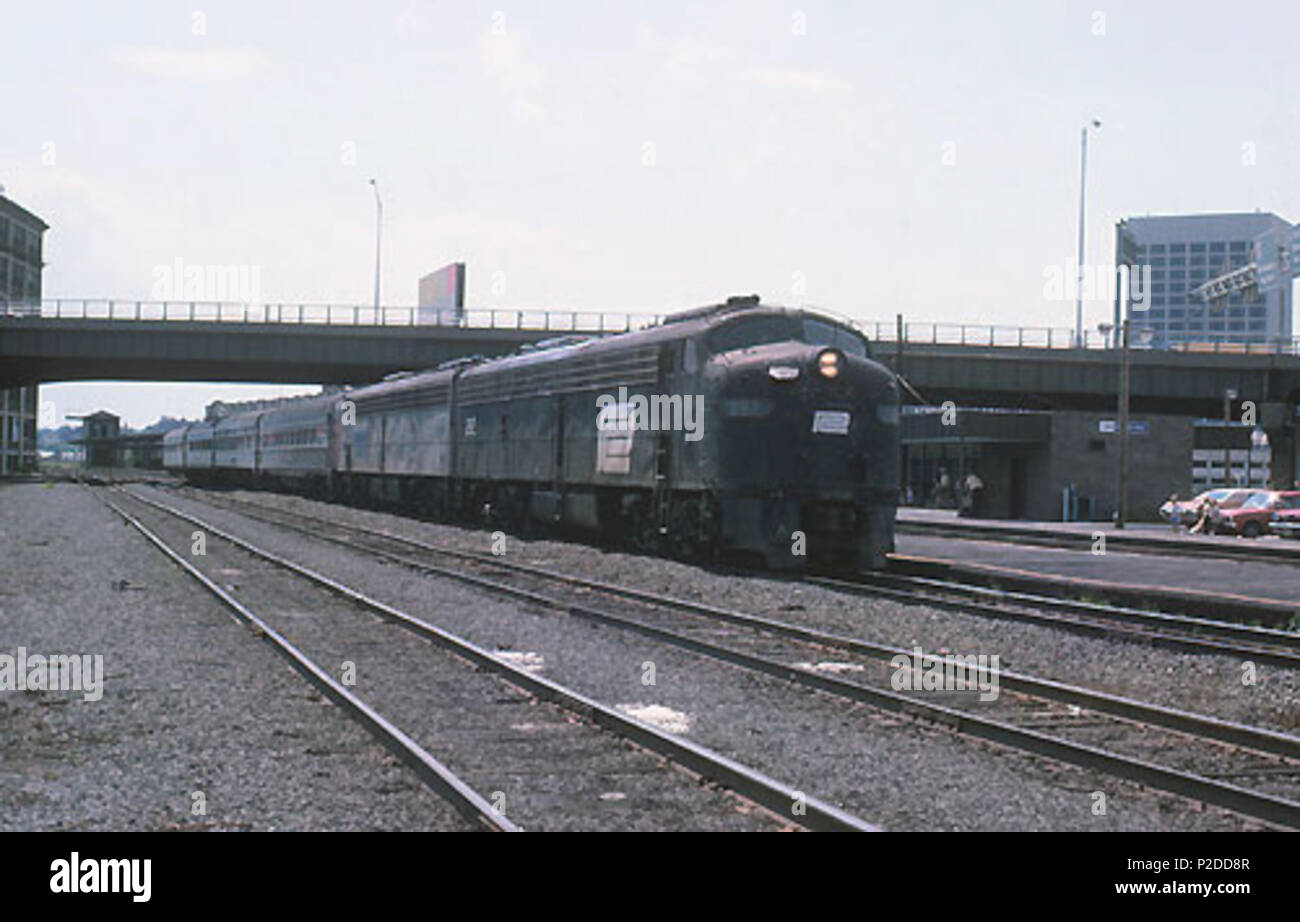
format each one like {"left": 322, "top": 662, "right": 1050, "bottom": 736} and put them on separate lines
{"left": 683, "top": 339, "right": 700, "bottom": 372}
{"left": 706, "top": 316, "right": 792, "bottom": 354}
{"left": 801, "top": 318, "right": 868, "bottom": 357}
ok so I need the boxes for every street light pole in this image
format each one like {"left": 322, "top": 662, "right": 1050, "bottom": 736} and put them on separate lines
{"left": 1075, "top": 120, "right": 1101, "bottom": 348}
{"left": 369, "top": 178, "right": 382, "bottom": 316}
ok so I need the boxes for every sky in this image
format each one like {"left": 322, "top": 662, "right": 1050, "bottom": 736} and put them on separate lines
{"left": 5, "top": 0, "right": 1300, "bottom": 427}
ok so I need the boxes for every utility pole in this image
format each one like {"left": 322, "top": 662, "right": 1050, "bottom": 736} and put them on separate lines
{"left": 1075, "top": 120, "right": 1101, "bottom": 348}
{"left": 1115, "top": 316, "right": 1131, "bottom": 529}
{"left": 369, "top": 178, "right": 382, "bottom": 315}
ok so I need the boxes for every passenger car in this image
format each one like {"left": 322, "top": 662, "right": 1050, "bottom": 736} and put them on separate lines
{"left": 1214, "top": 490, "right": 1300, "bottom": 537}
{"left": 1161, "top": 489, "right": 1252, "bottom": 527}
{"left": 1268, "top": 493, "right": 1300, "bottom": 538}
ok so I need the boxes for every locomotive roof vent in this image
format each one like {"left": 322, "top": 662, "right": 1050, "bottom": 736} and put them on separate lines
{"left": 436, "top": 355, "right": 484, "bottom": 371}
{"left": 660, "top": 293, "right": 765, "bottom": 326}
{"left": 520, "top": 334, "right": 593, "bottom": 353}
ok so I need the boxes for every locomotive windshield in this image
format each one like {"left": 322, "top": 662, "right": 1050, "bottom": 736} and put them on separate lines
{"left": 706, "top": 316, "right": 792, "bottom": 354}
{"left": 800, "top": 318, "right": 868, "bottom": 357}
{"left": 706, "top": 314, "right": 869, "bottom": 356}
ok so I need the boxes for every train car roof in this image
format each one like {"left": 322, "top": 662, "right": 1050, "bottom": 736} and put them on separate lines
{"left": 343, "top": 297, "right": 864, "bottom": 401}
{"left": 456, "top": 297, "right": 843, "bottom": 378}
{"left": 257, "top": 393, "right": 341, "bottom": 426}
{"left": 213, "top": 409, "right": 267, "bottom": 430}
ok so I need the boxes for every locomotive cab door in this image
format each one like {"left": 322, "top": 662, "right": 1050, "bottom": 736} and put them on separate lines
{"left": 650, "top": 342, "right": 681, "bottom": 535}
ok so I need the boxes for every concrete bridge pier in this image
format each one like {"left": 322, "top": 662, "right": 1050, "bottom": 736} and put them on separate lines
{"left": 1262, "top": 402, "right": 1298, "bottom": 489}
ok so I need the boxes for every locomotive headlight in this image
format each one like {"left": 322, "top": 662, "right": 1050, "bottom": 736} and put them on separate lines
{"left": 816, "top": 349, "right": 842, "bottom": 379}
{"left": 768, "top": 365, "right": 800, "bottom": 381}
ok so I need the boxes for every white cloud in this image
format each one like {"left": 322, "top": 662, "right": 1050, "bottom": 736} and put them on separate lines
{"left": 108, "top": 47, "right": 267, "bottom": 81}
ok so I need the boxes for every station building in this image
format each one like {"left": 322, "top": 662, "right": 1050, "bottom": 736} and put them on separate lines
{"left": 0, "top": 193, "right": 47, "bottom": 475}
{"left": 70, "top": 411, "right": 165, "bottom": 470}
{"left": 901, "top": 407, "right": 1284, "bottom": 522}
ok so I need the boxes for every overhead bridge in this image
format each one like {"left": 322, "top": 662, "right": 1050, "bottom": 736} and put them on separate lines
{"left": 863, "top": 320, "right": 1300, "bottom": 419}
{"left": 5, "top": 304, "right": 1300, "bottom": 421}
{"left": 0, "top": 300, "right": 658, "bottom": 389}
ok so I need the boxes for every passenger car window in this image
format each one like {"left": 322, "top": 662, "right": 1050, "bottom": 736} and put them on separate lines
{"left": 706, "top": 316, "right": 792, "bottom": 354}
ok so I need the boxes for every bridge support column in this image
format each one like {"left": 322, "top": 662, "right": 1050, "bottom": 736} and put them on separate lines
{"left": 1262, "top": 402, "right": 1297, "bottom": 489}
{"left": 1266, "top": 426, "right": 1296, "bottom": 489}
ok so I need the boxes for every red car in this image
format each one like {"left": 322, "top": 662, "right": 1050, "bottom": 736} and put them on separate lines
{"left": 1268, "top": 493, "right": 1300, "bottom": 538}
{"left": 1215, "top": 490, "right": 1300, "bottom": 537}
{"left": 1160, "top": 488, "right": 1251, "bottom": 526}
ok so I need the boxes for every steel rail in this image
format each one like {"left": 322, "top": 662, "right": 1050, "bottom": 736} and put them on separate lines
{"left": 820, "top": 571, "right": 1300, "bottom": 670}
{"left": 114, "top": 487, "right": 877, "bottom": 833}
{"left": 138, "top": 487, "right": 1300, "bottom": 829}
{"left": 97, "top": 492, "right": 519, "bottom": 833}
{"left": 166, "top": 487, "right": 1300, "bottom": 761}
{"left": 887, "top": 551, "right": 1300, "bottom": 629}
{"left": 883, "top": 562, "right": 1300, "bottom": 647}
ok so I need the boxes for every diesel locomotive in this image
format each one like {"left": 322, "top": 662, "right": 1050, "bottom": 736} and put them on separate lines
{"left": 164, "top": 295, "right": 900, "bottom": 569}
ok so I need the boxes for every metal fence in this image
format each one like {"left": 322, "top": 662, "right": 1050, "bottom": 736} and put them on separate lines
{"left": 0, "top": 298, "right": 663, "bottom": 333}
{"left": 863, "top": 320, "right": 1300, "bottom": 356}
{"left": 5, "top": 298, "right": 1300, "bottom": 355}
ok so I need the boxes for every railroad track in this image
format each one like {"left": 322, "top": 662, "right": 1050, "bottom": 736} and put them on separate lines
{"left": 887, "top": 550, "right": 1300, "bottom": 629}
{"left": 98, "top": 491, "right": 516, "bottom": 833}
{"left": 103, "top": 485, "right": 876, "bottom": 833}
{"left": 821, "top": 566, "right": 1300, "bottom": 670}
{"left": 140, "top": 484, "right": 1300, "bottom": 829}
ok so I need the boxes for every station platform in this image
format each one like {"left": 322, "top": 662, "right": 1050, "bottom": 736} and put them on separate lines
{"left": 895, "top": 509, "right": 1300, "bottom": 606}
{"left": 898, "top": 507, "right": 1300, "bottom": 557}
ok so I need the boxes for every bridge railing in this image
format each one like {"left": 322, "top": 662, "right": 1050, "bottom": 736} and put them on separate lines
{"left": 0, "top": 298, "right": 664, "bottom": 333}
{"left": 7, "top": 298, "right": 1300, "bottom": 355}
{"left": 863, "top": 320, "right": 1300, "bottom": 355}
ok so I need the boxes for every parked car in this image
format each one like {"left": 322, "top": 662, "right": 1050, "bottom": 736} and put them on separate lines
{"left": 1215, "top": 490, "right": 1300, "bottom": 537}
{"left": 1160, "top": 489, "right": 1253, "bottom": 527}
{"left": 1268, "top": 493, "right": 1300, "bottom": 538}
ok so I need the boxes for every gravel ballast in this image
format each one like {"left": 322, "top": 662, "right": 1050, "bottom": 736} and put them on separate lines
{"left": 139, "top": 483, "right": 1287, "bottom": 831}
{"left": 0, "top": 482, "right": 474, "bottom": 831}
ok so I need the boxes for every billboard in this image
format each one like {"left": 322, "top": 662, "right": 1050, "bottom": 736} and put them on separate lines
{"left": 417, "top": 262, "right": 466, "bottom": 324}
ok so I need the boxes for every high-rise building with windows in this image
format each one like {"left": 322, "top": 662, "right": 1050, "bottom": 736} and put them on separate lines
{"left": 1114, "top": 212, "right": 1294, "bottom": 347}
{"left": 0, "top": 192, "right": 48, "bottom": 475}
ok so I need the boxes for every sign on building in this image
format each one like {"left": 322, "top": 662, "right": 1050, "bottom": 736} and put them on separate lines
{"left": 1098, "top": 419, "right": 1148, "bottom": 435}
{"left": 417, "top": 262, "right": 466, "bottom": 325}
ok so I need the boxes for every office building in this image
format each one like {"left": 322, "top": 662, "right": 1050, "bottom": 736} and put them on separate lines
{"left": 1114, "top": 212, "right": 1293, "bottom": 347}
{"left": 0, "top": 193, "right": 48, "bottom": 475}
